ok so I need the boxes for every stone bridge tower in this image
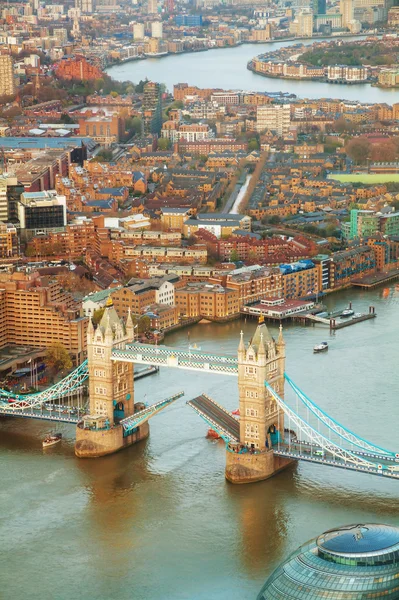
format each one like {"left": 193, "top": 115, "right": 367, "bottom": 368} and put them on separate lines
{"left": 225, "top": 318, "right": 292, "bottom": 484}
{"left": 75, "top": 297, "right": 149, "bottom": 458}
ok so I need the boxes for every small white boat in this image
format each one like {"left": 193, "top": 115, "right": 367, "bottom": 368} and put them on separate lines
{"left": 314, "top": 342, "right": 328, "bottom": 353}
{"left": 341, "top": 308, "right": 354, "bottom": 318}
{"left": 42, "top": 433, "right": 62, "bottom": 448}
{"left": 189, "top": 343, "right": 201, "bottom": 351}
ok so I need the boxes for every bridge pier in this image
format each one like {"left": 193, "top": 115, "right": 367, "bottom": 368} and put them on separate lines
{"left": 225, "top": 448, "right": 293, "bottom": 484}
{"left": 75, "top": 422, "right": 149, "bottom": 458}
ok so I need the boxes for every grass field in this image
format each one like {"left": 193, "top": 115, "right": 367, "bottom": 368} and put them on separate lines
{"left": 328, "top": 173, "right": 399, "bottom": 184}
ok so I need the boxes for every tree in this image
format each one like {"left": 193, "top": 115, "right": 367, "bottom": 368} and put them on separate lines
{"left": 370, "top": 141, "right": 398, "bottom": 163}
{"left": 93, "top": 149, "right": 113, "bottom": 162}
{"left": 45, "top": 342, "right": 72, "bottom": 375}
{"left": 157, "top": 137, "right": 171, "bottom": 150}
{"left": 345, "top": 137, "right": 371, "bottom": 164}
{"left": 248, "top": 138, "right": 260, "bottom": 151}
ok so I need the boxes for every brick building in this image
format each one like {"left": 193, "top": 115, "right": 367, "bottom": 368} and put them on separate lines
{"left": 55, "top": 56, "right": 104, "bottom": 81}
{"left": 175, "top": 282, "right": 239, "bottom": 319}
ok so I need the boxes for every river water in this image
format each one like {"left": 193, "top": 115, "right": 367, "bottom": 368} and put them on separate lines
{"left": 107, "top": 38, "right": 399, "bottom": 103}
{"left": 1, "top": 285, "right": 399, "bottom": 600}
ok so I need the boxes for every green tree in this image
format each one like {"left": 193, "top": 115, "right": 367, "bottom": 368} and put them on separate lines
{"left": 158, "top": 137, "right": 171, "bottom": 150}
{"left": 248, "top": 138, "right": 260, "bottom": 151}
{"left": 45, "top": 342, "right": 72, "bottom": 374}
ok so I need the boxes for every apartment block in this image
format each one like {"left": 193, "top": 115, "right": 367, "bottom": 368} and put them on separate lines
{"left": 0, "top": 270, "right": 87, "bottom": 363}
{"left": 256, "top": 104, "right": 291, "bottom": 136}
{"left": 0, "top": 54, "right": 15, "bottom": 97}
{"left": 175, "top": 282, "right": 239, "bottom": 319}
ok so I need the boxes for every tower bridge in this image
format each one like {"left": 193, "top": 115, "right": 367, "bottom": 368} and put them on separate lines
{"left": 0, "top": 298, "right": 398, "bottom": 483}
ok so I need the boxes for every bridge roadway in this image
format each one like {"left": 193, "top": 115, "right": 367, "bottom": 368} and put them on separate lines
{"left": 112, "top": 344, "right": 239, "bottom": 376}
{"left": 187, "top": 394, "right": 240, "bottom": 442}
{"left": 275, "top": 441, "right": 399, "bottom": 479}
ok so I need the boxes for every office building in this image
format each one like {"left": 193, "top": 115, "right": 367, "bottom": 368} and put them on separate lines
{"left": 258, "top": 523, "right": 399, "bottom": 599}
{"left": 312, "top": 0, "right": 326, "bottom": 13}
{"left": 18, "top": 191, "right": 67, "bottom": 238}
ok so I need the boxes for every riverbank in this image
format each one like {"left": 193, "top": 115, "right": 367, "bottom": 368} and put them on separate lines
{"left": 106, "top": 35, "right": 398, "bottom": 102}
{"left": 105, "top": 31, "right": 378, "bottom": 70}
{"left": 247, "top": 61, "right": 373, "bottom": 85}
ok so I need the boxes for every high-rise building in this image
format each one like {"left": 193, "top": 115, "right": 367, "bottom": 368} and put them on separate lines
{"left": 133, "top": 22, "right": 145, "bottom": 39}
{"left": 53, "top": 27, "right": 68, "bottom": 44}
{"left": 312, "top": 0, "right": 326, "bottom": 13}
{"left": 166, "top": 0, "right": 174, "bottom": 13}
{"left": 256, "top": 104, "right": 291, "bottom": 136}
{"left": 340, "top": 0, "right": 354, "bottom": 26}
{"left": 143, "top": 81, "right": 162, "bottom": 134}
{"left": 151, "top": 21, "right": 163, "bottom": 38}
{"left": 297, "top": 8, "right": 314, "bottom": 36}
{"left": 148, "top": 0, "right": 157, "bottom": 13}
{"left": 75, "top": 0, "right": 93, "bottom": 12}
{"left": 0, "top": 55, "right": 15, "bottom": 97}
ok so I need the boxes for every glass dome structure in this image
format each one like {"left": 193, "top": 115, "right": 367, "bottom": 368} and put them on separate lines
{"left": 257, "top": 523, "right": 399, "bottom": 599}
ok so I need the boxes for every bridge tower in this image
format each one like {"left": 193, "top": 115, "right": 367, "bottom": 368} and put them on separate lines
{"left": 75, "top": 297, "right": 149, "bottom": 457}
{"left": 225, "top": 318, "right": 293, "bottom": 483}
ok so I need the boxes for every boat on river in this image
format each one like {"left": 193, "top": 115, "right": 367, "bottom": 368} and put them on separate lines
{"left": 313, "top": 342, "right": 328, "bottom": 353}
{"left": 42, "top": 433, "right": 62, "bottom": 448}
{"left": 341, "top": 308, "right": 354, "bottom": 318}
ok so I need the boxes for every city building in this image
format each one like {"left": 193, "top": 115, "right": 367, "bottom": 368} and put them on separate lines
{"left": 183, "top": 213, "right": 251, "bottom": 238}
{"left": 297, "top": 9, "right": 313, "bottom": 37}
{"left": 18, "top": 191, "right": 67, "bottom": 239}
{"left": 340, "top": 0, "right": 354, "bottom": 27}
{"left": 175, "top": 282, "right": 239, "bottom": 320}
{"left": 347, "top": 208, "right": 399, "bottom": 239}
{"left": 110, "top": 275, "right": 178, "bottom": 318}
{"left": 148, "top": 0, "right": 157, "bottom": 14}
{"left": 378, "top": 68, "right": 399, "bottom": 88}
{"left": 142, "top": 81, "right": 162, "bottom": 135}
{"left": 257, "top": 523, "right": 399, "bottom": 599}
{"left": 210, "top": 265, "right": 283, "bottom": 306}
{"left": 0, "top": 54, "right": 15, "bottom": 97}
{"left": 0, "top": 270, "right": 87, "bottom": 363}
{"left": 133, "top": 22, "right": 145, "bottom": 40}
{"left": 330, "top": 246, "right": 376, "bottom": 288}
{"left": 256, "top": 105, "right": 291, "bottom": 136}
{"left": 175, "top": 14, "right": 203, "bottom": 26}
{"left": 161, "top": 122, "right": 211, "bottom": 143}
{"left": 312, "top": 0, "right": 326, "bottom": 14}
{"left": 280, "top": 260, "right": 320, "bottom": 299}
{"left": 327, "top": 65, "right": 368, "bottom": 82}
{"left": 151, "top": 21, "right": 163, "bottom": 38}
{"left": 55, "top": 56, "right": 103, "bottom": 81}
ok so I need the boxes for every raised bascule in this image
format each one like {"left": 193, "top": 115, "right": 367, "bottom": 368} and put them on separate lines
{"left": 1, "top": 300, "right": 398, "bottom": 484}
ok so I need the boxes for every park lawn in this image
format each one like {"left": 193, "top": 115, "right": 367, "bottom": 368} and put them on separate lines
{"left": 328, "top": 173, "right": 399, "bottom": 184}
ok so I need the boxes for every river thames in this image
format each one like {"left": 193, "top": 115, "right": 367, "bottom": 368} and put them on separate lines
{"left": 107, "top": 38, "right": 399, "bottom": 103}
{"left": 1, "top": 286, "right": 399, "bottom": 600}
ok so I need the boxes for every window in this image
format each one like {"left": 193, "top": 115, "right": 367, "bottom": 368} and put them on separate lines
{"left": 245, "top": 390, "right": 258, "bottom": 399}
